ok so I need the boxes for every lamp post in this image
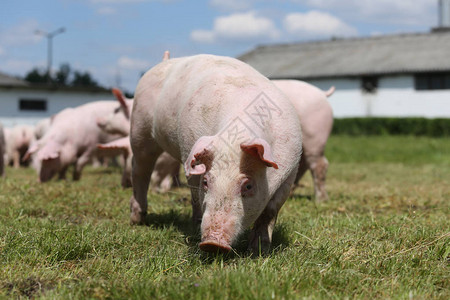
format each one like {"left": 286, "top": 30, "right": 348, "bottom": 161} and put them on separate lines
{"left": 35, "top": 27, "right": 66, "bottom": 83}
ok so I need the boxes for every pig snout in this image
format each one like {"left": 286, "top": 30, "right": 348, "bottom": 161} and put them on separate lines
{"left": 199, "top": 212, "right": 237, "bottom": 253}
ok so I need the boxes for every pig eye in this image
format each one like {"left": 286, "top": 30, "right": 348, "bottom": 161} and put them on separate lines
{"left": 241, "top": 178, "right": 255, "bottom": 197}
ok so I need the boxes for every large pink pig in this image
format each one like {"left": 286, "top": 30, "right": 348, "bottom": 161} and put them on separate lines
{"left": 272, "top": 80, "right": 334, "bottom": 202}
{"left": 130, "top": 54, "right": 302, "bottom": 253}
{"left": 97, "top": 89, "right": 180, "bottom": 190}
{"left": 4, "top": 125, "right": 35, "bottom": 168}
{"left": 25, "top": 101, "right": 121, "bottom": 182}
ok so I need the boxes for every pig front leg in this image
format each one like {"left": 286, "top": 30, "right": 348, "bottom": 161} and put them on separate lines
{"left": 12, "top": 150, "right": 21, "bottom": 168}
{"left": 58, "top": 165, "right": 69, "bottom": 180}
{"left": 188, "top": 176, "right": 203, "bottom": 225}
{"left": 249, "top": 170, "right": 297, "bottom": 254}
{"left": 129, "top": 145, "right": 163, "bottom": 225}
{"left": 73, "top": 152, "right": 91, "bottom": 180}
{"left": 290, "top": 156, "right": 309, "bottom": 194}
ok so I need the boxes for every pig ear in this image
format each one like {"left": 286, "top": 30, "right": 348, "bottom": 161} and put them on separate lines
{"left": 37, "top": 140, "right": 61, "bottom": 161}
{"left": 184, "top": 136, "right": 215, "bottom": 176}
{"left": 23, "top": 142, "right": 39, "bottom": 162}
{"left": 240, "top": 138, "right": 279, "bottom": 169}
{"left": 112, "top": 88, "right": 130, "bottom": 118}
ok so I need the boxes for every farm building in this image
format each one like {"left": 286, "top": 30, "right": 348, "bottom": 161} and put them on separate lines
{"left": 238, "top": 30, "right": 450, "bottom": 118}
{"left": 0, "top": 72, "right": 112, "bottom": 128}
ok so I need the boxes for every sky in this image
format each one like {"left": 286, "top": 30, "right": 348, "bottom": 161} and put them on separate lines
{"left": 0, "top": 0, "right": 439, "bottom": 93}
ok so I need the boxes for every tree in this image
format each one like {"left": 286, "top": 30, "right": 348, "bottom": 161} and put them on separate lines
{"left": 24, "top": 68, "right": 50, "bottom": 84}
{"left": 71, "top": 71, "right": 98, "bottom": 87}
{"left": 24, "top": 64, "right": 102, "bottom": 89}
{"left": 55, "top": 63, "right": 71, "bottom": 86}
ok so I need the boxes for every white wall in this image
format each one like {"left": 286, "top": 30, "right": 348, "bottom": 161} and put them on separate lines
{"left": 0, "top": 88, "right": 112, "bottom": 127}
{"left": 308, "top": 75, "right": 450, "bottom": 118}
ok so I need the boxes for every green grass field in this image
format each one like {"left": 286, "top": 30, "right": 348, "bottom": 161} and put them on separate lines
{"left": 0, "top": 136, "right": 449, "bottom": 299}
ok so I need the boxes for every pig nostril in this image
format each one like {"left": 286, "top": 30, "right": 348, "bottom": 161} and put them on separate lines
{"left": 199, "top": 241, "right": 232, "bottom": 253}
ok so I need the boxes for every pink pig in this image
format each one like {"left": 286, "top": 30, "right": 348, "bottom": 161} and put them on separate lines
{"left": 4, "top": 125, "right": 35, "bottom": 168}
{"left": 26, "top": 101, "right": 121, "bottom": 182}
{"left": 97, "top": 89, "right": 180, "bottom": 190}
{"left": 272, "top": 80, "right": 334, "bottom": 201}
{"left": 130, "top": 54, "right": 302, "bottom": 253}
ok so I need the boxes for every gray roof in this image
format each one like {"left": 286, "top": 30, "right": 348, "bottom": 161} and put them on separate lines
{"left": 238, "top": 31, "right": 450, "bottom": 79}
{"left": 0, "top": 71, "right": 28, "bottom": 87}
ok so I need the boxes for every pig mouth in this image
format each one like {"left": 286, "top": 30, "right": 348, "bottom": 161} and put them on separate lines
{"left": 199, "top": 240, "right": 232, "bottom": 253}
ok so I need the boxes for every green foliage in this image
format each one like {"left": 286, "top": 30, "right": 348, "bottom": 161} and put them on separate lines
{"left": 332, "top": 118, "right": 450, "bottom": 137}
{"left": 0, "top": 136, "right": 449, "bottom": 299}
{"left": 24, "top": 63, "right": 101, "bottom": 88}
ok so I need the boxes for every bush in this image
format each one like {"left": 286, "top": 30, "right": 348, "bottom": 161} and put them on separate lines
{"left": 332, "top": 118, "right": 450, "bottom": 137}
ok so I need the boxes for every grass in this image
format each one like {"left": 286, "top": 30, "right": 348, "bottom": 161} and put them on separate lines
{"left": 0, "top": 135, "right": 449, "bottom": 299}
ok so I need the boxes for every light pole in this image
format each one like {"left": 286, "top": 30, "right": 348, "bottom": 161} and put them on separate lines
{"left": 35, "top": 27, "right": 66, "bottom": 83}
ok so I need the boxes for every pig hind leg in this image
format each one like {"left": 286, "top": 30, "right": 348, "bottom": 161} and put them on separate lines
{"left": 130, "top": 141, "right": 163, "bottom": 225}
{"left": 309, "top": 156, "right": 329, "bottom": 202}
{"left": 249, "top": 170, "right": 297, "bottom": 254}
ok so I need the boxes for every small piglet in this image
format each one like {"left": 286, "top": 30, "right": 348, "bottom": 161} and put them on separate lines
{"left": 272, "top": 80, "right": 334, "bottom": 201}
{"left": 130, "top": 54, "right": 302, "bottom": 253}
{"left": 26, "top": 101, "right": 121, "bottom": 182}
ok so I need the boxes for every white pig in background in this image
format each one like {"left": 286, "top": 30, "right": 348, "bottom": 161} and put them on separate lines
{"left": 0, "top": 123, "right": 5, "bottom": 177}
{"left": 130, "top": 53, "right": 302, "bottom": 253}
{"left": 4, "top": 125, "right": 35, "bottom": 168}
{"left": 34, "top": 117, "right": 52, "bottom": 140}
{"left": 97, "top": 88, "right": 180, "bottom": 190}
{"left": 272, "top": 80, "right": 334, "bottom": 202}
{"left": 25, "top": 101, "right": 121, "bottom": 182}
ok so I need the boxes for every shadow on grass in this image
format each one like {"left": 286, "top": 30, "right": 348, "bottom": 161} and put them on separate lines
{"left": 144, "top": 209, "right": 291, "bottom": 261}
{"left": 290, "top": 193, "right": 313, "bottom": 201}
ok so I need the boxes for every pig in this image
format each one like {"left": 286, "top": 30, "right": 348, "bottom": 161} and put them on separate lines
{"left": 272, "top": 80, "right": 334, "bottom": 202}
{"left": 98, "top": 137, "right": 180, "bottom": 191}
{"left": 0, "top": 123, "right": 5, "bottom": 177}
{"left": 97, "top": 88, "right": 180, "bottom": 190}
{"left": 4, "top": 125, "right": 35, "bottom": 168}
{"left": 130, "top": 53, "right": 302, "bottom": 253}
{"left": 34, "top": 118, "right": 52, "bottom": 140}
{"left": 96, "top": 88, "right": 133, "bottom": 136}
{"left": 25, "top": 101, "right": 122, "bottom": 182}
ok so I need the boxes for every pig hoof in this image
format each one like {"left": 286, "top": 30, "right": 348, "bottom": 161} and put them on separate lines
{"left": 130, "top": 212, "right": 147, "bottom": 225}
{"left": 199, "top": 241, "right": 232, "bottom": 253}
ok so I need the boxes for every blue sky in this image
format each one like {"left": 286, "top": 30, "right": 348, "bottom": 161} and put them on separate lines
{"left": 0, "top": 0, "right": 438, "bottom": 93}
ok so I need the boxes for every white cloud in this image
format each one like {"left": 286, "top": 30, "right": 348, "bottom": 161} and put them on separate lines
{"left": 300, "top": 0, "right": 435, "bottom": 26}
{"left": 117, "top": 56, "right": 151, "bottom": 70}
{"left": 191, "top": 11, "right": 280, "bottom": 44}
{"left": 284, "top": 11, "right": 358, "bottom": 37}
{"left": 0, "top": 20, "right": 42, "bottom": 47}
{"left": 0, "top": 59, "right": 35, "bottom": 75}
{"left": 190, "top": 30, "right": 215, "bottom": 43}
{"left": 209, "top": 0, "right": 253, "bottom": 12}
